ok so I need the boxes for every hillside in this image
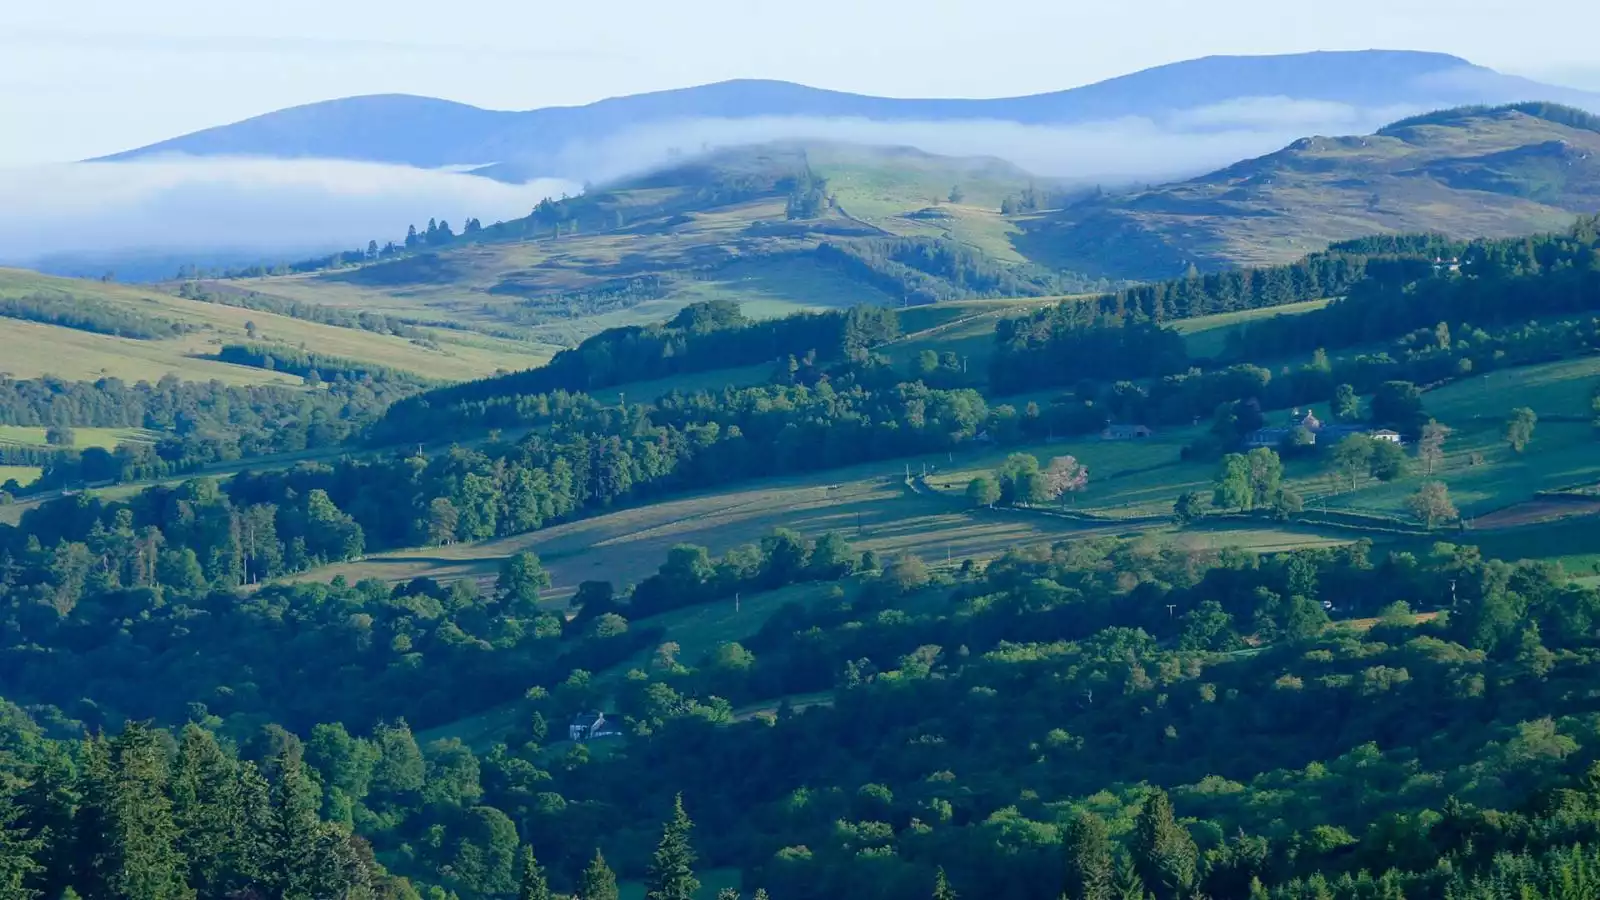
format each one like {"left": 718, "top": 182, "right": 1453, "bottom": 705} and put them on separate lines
{"left": 100, "top": 51, "right": 1600, "bottom": 181}
{"left": 0, "top": 267, "right": 553, "bottom": 383}
{"left": 215, "top": 142, "right": 1097, "bottom": 345}
{"left": 1022, "top": 103, "right": 1600, "bottom": 279}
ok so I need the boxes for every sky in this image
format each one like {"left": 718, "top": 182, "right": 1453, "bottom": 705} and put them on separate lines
{"left": 4, "top": 0, "right": 1600, "bottom": 167}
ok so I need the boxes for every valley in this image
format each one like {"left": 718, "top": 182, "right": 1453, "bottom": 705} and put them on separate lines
{"left": 9, "top": 48, "right": 1600, "bottom": 900}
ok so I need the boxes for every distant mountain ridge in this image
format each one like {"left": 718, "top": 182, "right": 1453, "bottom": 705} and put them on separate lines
{"left": 100, "top": 51, "right": 1600, "bottom": 182}
{"left": 1019, "top": 103, "right": 1600, "bottom": 280}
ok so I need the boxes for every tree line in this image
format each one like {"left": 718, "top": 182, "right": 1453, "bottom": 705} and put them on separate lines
{"left": 816, "top": 237, "right": 1104, "bottom": 306}
{"left": 0, "top": 290, "right": 196, "bottom": 341}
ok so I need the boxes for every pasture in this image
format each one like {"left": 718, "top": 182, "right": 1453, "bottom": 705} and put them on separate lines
{"left": 0, "top": 267, "right": 551, "bottom": 383}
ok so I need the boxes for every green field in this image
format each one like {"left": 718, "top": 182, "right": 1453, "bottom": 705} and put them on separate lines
{"left": 1174, "top": 298, "right": 1332, "bottom": 358}
{"left": 0, "top": 466, "right": 42, "bottom": 488}
{"left": 0, "top": 425, "right": 156, "bottom": 450}
{"left": 0, "top": 267, "right": 552, "bottom": 383}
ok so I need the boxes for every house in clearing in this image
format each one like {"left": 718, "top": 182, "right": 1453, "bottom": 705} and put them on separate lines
{"left": 1372, "top": 429, "right": 1404, "bottom": 444}
{"left": 1101, "top": 424, "right": 1154, "bottom": 441}
{"left": 568, "top": 711, "right": 624, "bottom": 743}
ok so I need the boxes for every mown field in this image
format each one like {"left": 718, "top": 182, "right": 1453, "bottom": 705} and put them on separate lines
{"left": 0, "top": 466, "right": 41, "bottom": 489}
{"left": 0, "top": 425, "right": 156, "bottom": 450}
{"left": 0, "top": 267, "right": 551, "bottom": 383}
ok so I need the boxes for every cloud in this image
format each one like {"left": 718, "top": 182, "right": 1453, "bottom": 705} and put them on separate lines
{"left": 0, "top": 156, "right": 578, "bottom": 268}
{"left": 544, "top": 101, "right": 1426, "bottom": 186}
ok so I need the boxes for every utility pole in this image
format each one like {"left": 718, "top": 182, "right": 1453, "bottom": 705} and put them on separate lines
{"left": 1167, "top": 604, "right": 1177, "bottom": 618}
{"left": 735, "top": 592, "right": 740, "bottom": 613}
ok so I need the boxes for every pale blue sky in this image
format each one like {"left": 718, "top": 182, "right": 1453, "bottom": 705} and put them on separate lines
{"left": 2, "top": 0, "right": 1597, "bottom": 166}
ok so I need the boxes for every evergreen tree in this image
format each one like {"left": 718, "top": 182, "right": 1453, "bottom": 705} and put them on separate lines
{"left": 14, "top": 751, "right": 75, "bottom": 898}
{"left": 78, "top": 724, "right": 194, "bottom": 900}
{"left": 267, "top": 743, "right": 352, "bottom": 900}
{"left": 0, "top": 793, "right": 43, "bottom": 900}
{"left": 644, "top": 795, "right": 699, "bottom": 900}
{"left": 933, "top": 866, "right": 957, "bottom": 900}
{"left": 1112, "top": 852, "right": 1148, "bottom": 900}
{"left": 1132, "top": 789, "right": 1197, "bottom": 900}
{"left": 170, "top": 725, "right": 236, "bottom": 896}
{"left": 577, "top": 849, "right": 618, "bottom": 900}
{"left": 1064, "top": 811, "right": 1115, "bottom": 900}
{"left": 517, "top": 845, "right": 551, "bottom": 900}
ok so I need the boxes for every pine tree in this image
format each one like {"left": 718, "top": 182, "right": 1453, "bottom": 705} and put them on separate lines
{"left": 933, "top": 866, "right": 958, "bottom": 900}
{"left": 517, "top": 845, "right": 552, "bottom": 900}
{"left": 645, "top": 795, "right": 700, "bottom": 900}
{"left": 578, "top": 849, "right": 619, "bottom": 900}
{"left": 1064, "top": 810, "right": 1115, "bottom": 900}
{"left": 78, "top": 724, "right": 194, "bottom": 900}
{"left": 0, "top": 793, "right": 44, "bottom": 900}
{"left": 1132, "top": 789, "right": 1197, "bottom": 900}
{"left": 1112, "top": 852, "right": 1148, "bottom": 900}
{"left": 267, "top": 743, "right": 352, "bottom": 900}
{"left": 14, "top": 751, "right": 75, "bottom": 898}
{"left": 171, "top": 725, "right": 236, "bottom": 896}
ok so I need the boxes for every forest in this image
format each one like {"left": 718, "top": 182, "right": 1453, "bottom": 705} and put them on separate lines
{"left": 8, "top": 520, "right": 1600, "bottom": 899}
{"left": 990, "top": 217, "right": 1600, "bottom": 394}
{"left": 0, "top": 373, "right": 420, "bottom": 493}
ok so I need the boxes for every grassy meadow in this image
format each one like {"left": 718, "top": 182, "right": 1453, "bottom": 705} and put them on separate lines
{"left": 0, "top": 268, "right": 552, "bottom": 383}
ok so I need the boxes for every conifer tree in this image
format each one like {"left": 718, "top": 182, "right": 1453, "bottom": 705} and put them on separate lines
{"left": 171, "top": 725, "right": 235, "bottom": 896}
{"left": 1064, "top": 810, "right": 1115, "bottom": 900}
{"left": 1112, "top": 852, "right": 1147, "bottom": 900}
{"left": 933, "top": 866, "right": 957, "bottom": 900}
{"left": 0, "top": 793, "right": 44, "bottom": 900}
{"left": 578, "top": 849, "right": 619, "bottom": 900}
{"left": 78, "top": 724, "right": 193, "bottom": 900}
{"left": 645, "top": 795, "right": 700, "bottom": 900}
{"left": 1132, "top": 789, "right": 1197, "bottom": 900}
{"left": 15, "top": 751, "right": 75, "bottom": 899}
{"left": 517, "top": 845, "right": 552, "bottom": 900}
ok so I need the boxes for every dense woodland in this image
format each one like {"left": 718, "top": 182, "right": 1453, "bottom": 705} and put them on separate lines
{"left": 8, "top": 520, "right": 1600, "bottom": 898}
{"left": 0, "top": 374, "right": 419, "bottom": 492}
{"left": 990, "top": 218, "right": 1600, "bottom": 395}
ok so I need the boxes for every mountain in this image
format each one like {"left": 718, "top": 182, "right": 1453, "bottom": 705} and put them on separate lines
{"left": 1019, "top": 103, "right": 1600, "bottom": 280}
{"left": 101, "top": 51, "right": 1600, "bottom": 182}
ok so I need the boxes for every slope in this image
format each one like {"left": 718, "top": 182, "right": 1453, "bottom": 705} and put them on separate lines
{"left": 1021, "top": 104, "right": 1600, "bottom": 279}
{"left": 0, "top": 267, "right": 551, "bottom": 383}
{"left": 218, "top": 142, "right": 1078, "bottom": 345}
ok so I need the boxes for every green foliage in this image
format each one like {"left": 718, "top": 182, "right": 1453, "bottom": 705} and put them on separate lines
{"left": 1506, "top": 407, "right": 1538, "bottom": 453}
{"left": 578, "top": 850, "right": 618, "bottom": 900}
{"left": 644, "top": 795, "right": 699, "bottom": 900}
{"left": 1063, "top": 811, "right": 1114, "bottom": 900}
{"left": 0, "top": 290, "right": 195, "bottom": 339}
{"left": 1132, "top": 789, "right": 1197, "bottom": 900}
{"left": 966, "top": 474, "right": 1000, "bottom": 507}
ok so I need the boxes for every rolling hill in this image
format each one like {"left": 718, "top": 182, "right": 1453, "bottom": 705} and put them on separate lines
{"left": 101, "top": 51, "right": 1600, "bottom": 182}
{"left": 210, "top": 141, "right": 1103, "bottom": 346}
{"left": 1021, "top": 103, "right": 1600, "bottom": 279}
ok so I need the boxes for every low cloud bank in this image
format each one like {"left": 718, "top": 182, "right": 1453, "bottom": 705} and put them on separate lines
{"left": 560, "top": 98, "right": 1427, "bottom": 184}
{"left": 0, "top": 156, "right": 578, "bottom": 272}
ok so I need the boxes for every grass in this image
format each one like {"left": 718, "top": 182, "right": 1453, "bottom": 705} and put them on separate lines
{"left": 0, "top": 426, "right": 156, "bottom": 450}
{"left": 1173, "top": 299, "right": 1332, "bottom": 358}
{"left": 1020, "top": 108, "right": 1599, "bottom": 278}
{"left": 298, "top": 453, "right": 1121, "bottom": 601}
{"left": 0, "top": 267, "right": 551, "bottom": 383}
{"left": 0, "top": 466, "right": 42, "bottom": 488}
{"left": 233, "top": 197, "right": 837, "bottom": 346}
